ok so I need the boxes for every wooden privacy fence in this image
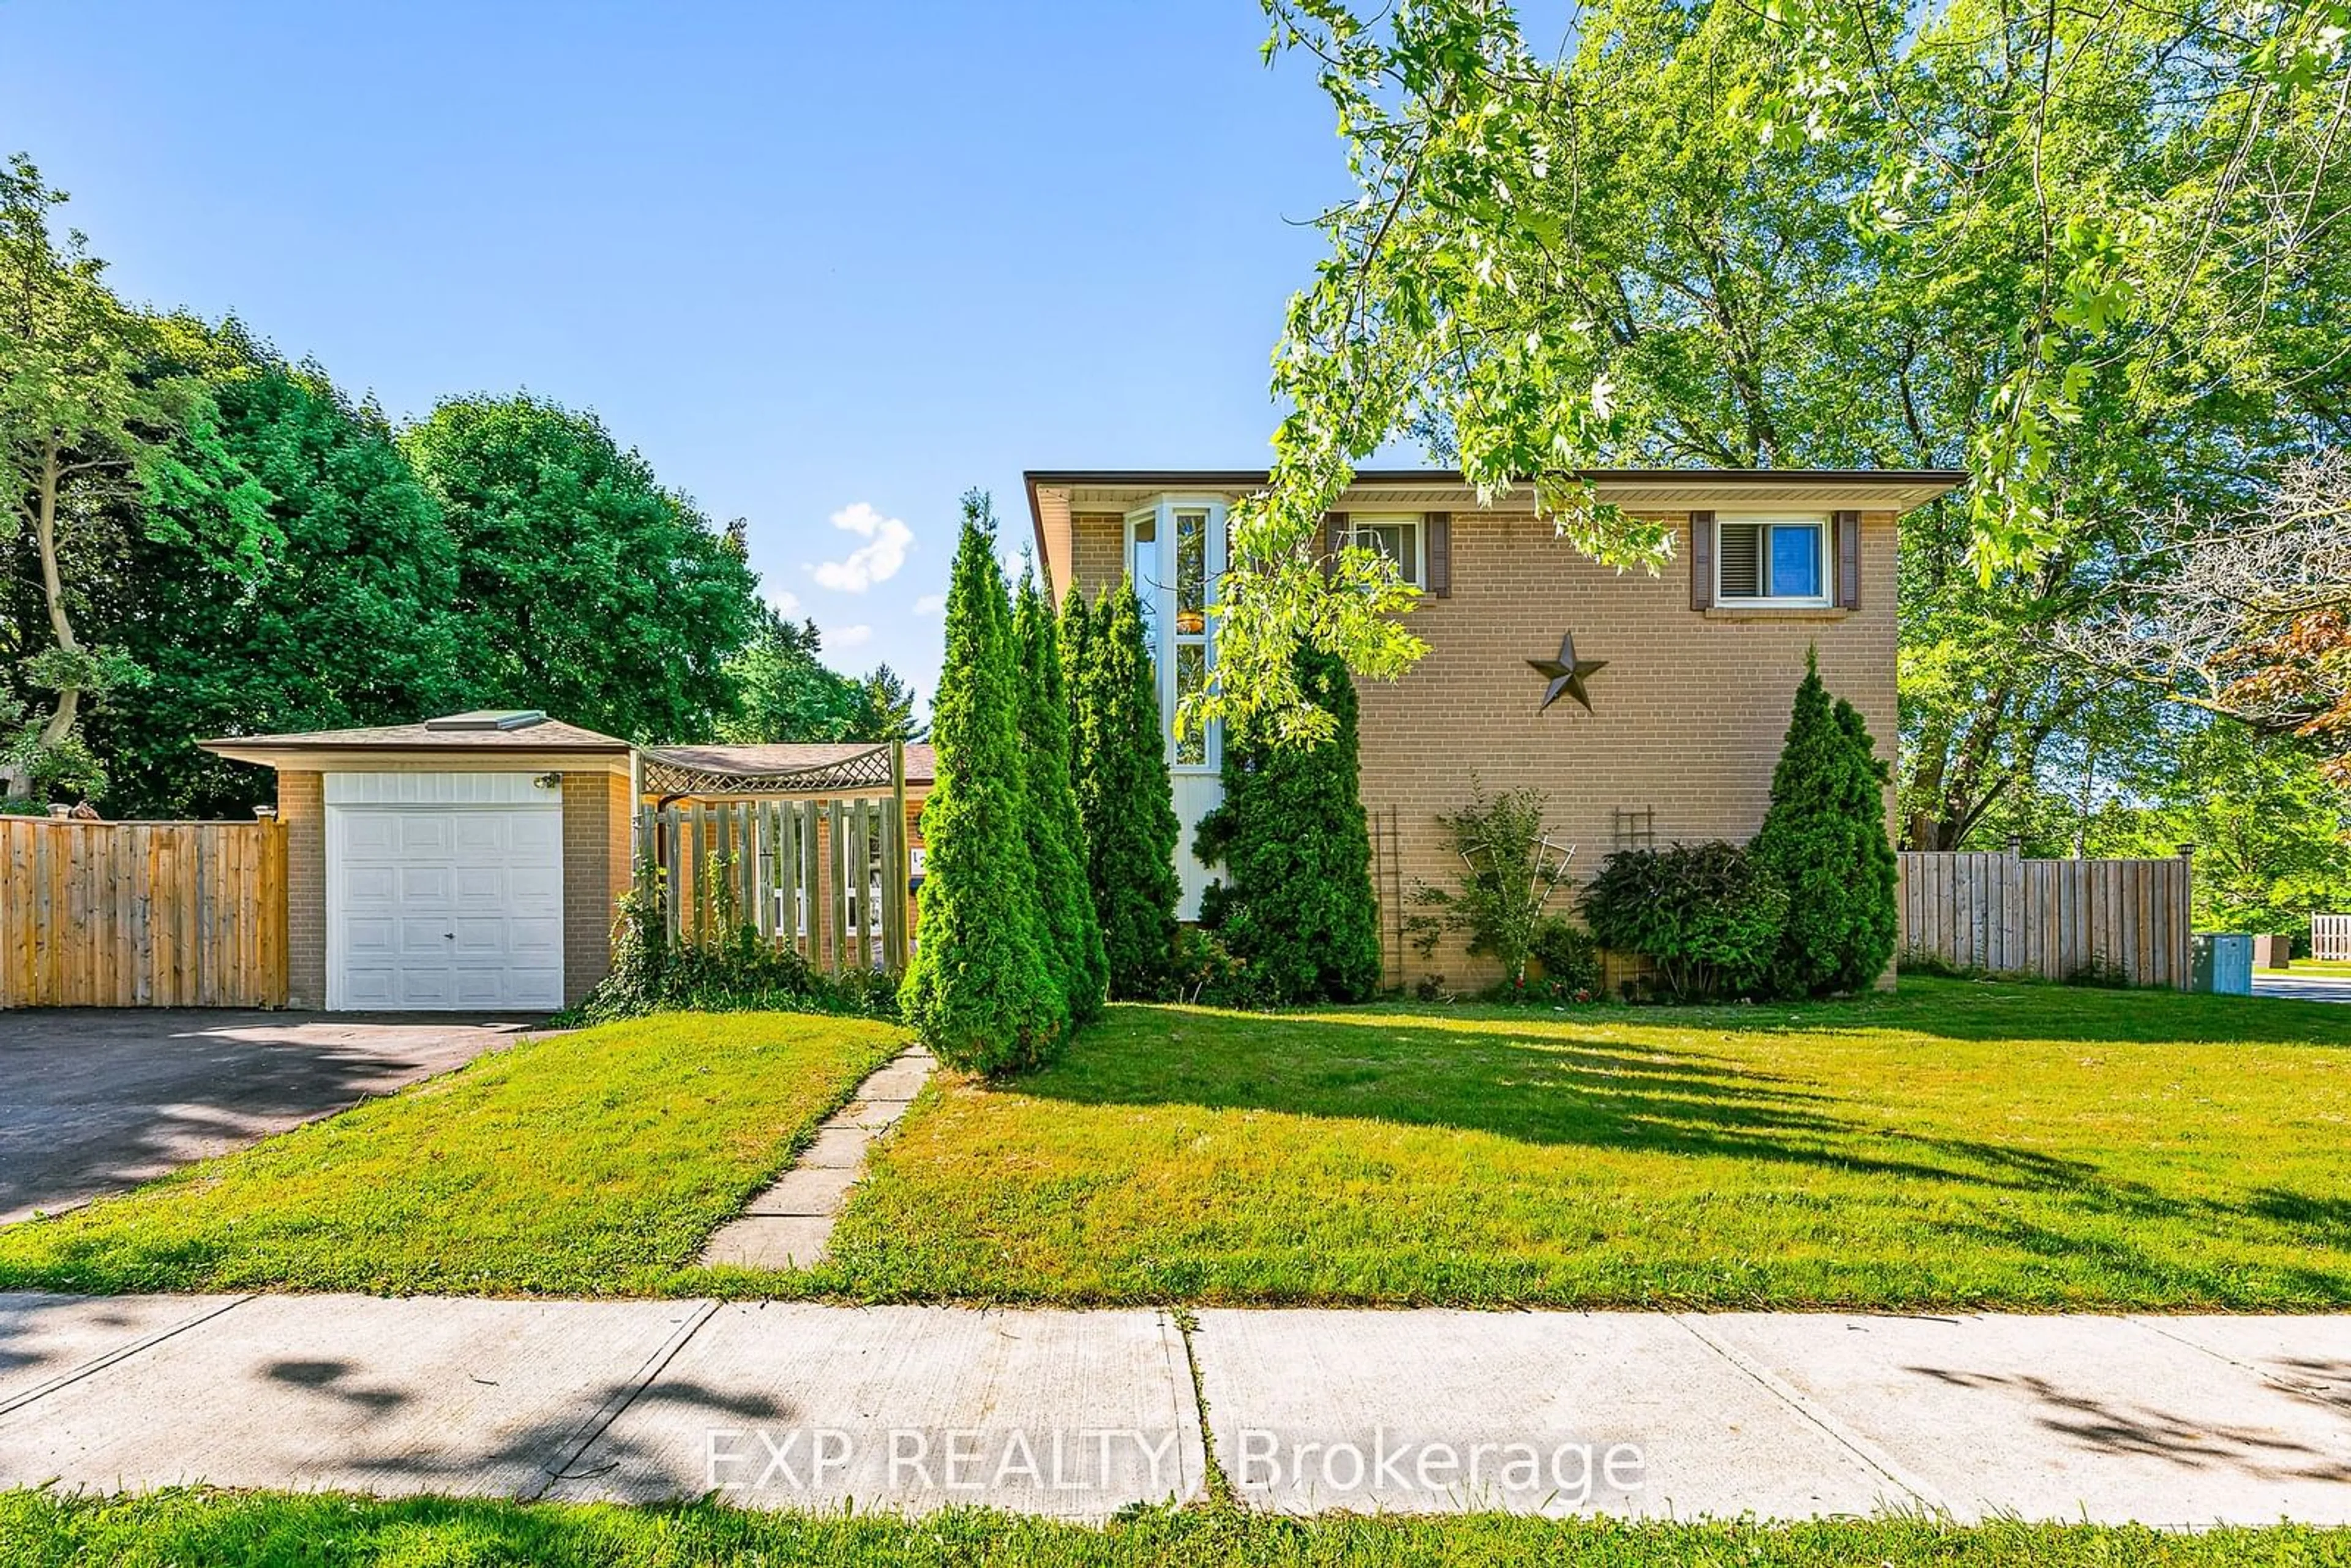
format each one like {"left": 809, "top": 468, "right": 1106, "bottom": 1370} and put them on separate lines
{"left": 1, "top": 817, "right": 288, "bottom": 1008}
{"left": 2314, "top": 915, "right": 2351, "bottom": 961}
{"left": 1897, "top": 848, "right": 2194, "bottom": 989}
{"left": 637, "top": 795, "right": 909, "bottom": 974}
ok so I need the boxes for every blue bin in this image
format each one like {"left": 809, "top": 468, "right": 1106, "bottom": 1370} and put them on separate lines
{"left": 2191, "top": 934, "right": 2254, "bottom": 996}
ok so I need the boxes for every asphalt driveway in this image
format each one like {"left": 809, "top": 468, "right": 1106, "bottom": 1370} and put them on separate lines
{"left": 2253, "top": 970, "right": 2351, "bottom": 1003}
{"left": 0, "top": 1011, "right": 538, "bottom": 1224}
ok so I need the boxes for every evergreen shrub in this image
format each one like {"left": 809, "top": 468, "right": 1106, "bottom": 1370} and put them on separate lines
{"left": 1193, "top": 648, "right": 1382, "bottom": 1003}
{"left": 1581, "top": 841, "right": 1789, "bottom": 1002}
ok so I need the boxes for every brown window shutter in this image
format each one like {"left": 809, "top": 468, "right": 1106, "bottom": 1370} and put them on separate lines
{"left": 1689, "top": 511, "right": 1715, "bottom": 610}
{"left": 1322, "top": 511, "right": 1346, "bottom": 580}
{"left": 1423, "top": 511, "right": 1451, "bottom": 598}
{"left": 1835, "top": 509, "right": 1861, "bottom": 609}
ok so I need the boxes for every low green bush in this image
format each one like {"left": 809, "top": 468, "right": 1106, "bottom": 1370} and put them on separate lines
{"left": 1581, "top": 841, "right": 1788, "bottom": 1002}
{"left": 1167, "top": 924, "right": 1274, "bottom": 1007}
{"left": 1895, "top": 947, "right": 2000, "bottom": 981}
{"left": 566, "top": 872, "right": 899, "bottom": 1026}
{"left": 1529, "top": 916, "right": 1602, "bottom": 995}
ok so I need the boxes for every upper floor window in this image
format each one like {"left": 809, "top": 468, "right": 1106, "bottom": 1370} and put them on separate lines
{"left": 1170, "top": 508, "right": 1210, "bottom": 764}
{"left": 1125, "top": 499, "right": 1224, "bottom": 771}
{"left": 1718, "top": 519, "right": 1828, "bottom": 606}
{"left": 1348, "top": 515, "right": 1423, "bottom": 586}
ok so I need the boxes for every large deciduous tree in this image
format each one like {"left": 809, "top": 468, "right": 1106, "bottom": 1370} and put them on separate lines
{"left": 2091, "top": 722, "right": 2351, "bottom": 936}
{"left": 0, "top": 154, "right": 266, "bottom": 801}
{"left": 719, "top": 611, "right": 923, "bottom": 745}
{"left": 2061, "top": 452, "right": 2351, "bottom": 779}
{"left": 1205, "top": 0, "right": 2348, "bottom": 850}
{"left": 90, "top": 330, "right": 469, "bottom": 817}
{"left": 899, "top": 493, "right": 1065, "bottom": 1073}
{"left": 400, "top": 394, "right": 759, "bottom": 744}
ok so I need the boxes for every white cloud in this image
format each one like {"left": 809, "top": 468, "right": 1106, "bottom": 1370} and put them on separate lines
{"left": 827, "top": 623, "right": 874, "bottom": 650}
{"left": 810, "top": 502, "right": 913, "bottom": 593}
{"left": 913, "top": 593, "right": 946, "bottom": 616}
{"left": 768, "top": 588, "right": 802, "bottom": 617}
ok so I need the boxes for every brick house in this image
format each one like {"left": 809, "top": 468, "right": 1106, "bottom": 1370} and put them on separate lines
{"left": 1024, "top": 467, "right": 1965, "bottom": 988}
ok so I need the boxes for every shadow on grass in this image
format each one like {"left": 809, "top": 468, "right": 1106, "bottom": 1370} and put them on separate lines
{"left": 1693, "top": 977, "right": 2351, "bottom": 1049}
{"left": 992, "top": 1002, "right": 2341, "bottom": 1242}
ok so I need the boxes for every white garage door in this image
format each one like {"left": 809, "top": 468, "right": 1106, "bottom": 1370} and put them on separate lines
{"left": 327, "top": 772, "right": 563, "bottom": 1011}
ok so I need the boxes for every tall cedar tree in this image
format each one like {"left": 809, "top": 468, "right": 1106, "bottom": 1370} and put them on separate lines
{"left": 1194, "top": 647, "right": 1382, "bottom": 1001}
{"left": 898, "top": 495, "right": 1065, "bottom": 1073}
{"left": 1078, "top": 577, "right": 1181, "bottom": 997}
{"left": 1751, "top": 651, "right": 1899, "bottom": 996}
{"left": 1015, "top": 566, "right": 1109, "bottom": 1022}
{"left": 1833, "top": 694, "right": 1900, "bottom": 980}
{"left": 1060, "top": 585, "right": 1097, "bottom": 844}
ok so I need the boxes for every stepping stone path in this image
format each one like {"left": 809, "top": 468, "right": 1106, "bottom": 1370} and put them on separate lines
{"left": 699, "top": 1044, "right": 934, "bottom": 1269}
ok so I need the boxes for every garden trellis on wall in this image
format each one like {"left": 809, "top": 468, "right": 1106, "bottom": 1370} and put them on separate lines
{"left": 634, "top": 740, "right": 912, "bottom": 975}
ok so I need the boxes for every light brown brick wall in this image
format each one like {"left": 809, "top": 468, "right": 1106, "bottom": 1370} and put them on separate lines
{"left": 1359, "top": 509, "right": 1900, "bottom": 987}
{"left": 561, "top": 771, "right": 633, "bottom": 1007}
{"left": 1070, "top": 505, "right": 1900, "bottom": 990}
{"left": 1071, "top": 514, "right": 1126, "bottom": 600}
{"left": 279, "top": 769, "right": 326, "bottom": 1009}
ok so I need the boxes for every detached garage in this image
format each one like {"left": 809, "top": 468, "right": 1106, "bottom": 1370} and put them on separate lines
{"left": 201, "top": 712, "right": 634, "bottom": 1011}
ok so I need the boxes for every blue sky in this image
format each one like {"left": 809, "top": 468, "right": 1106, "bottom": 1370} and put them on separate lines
{"left": 0, "top": 1, "right": 1374, "bottom": 711}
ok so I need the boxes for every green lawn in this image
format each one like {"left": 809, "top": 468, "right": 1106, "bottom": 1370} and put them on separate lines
{"left": 7, "top": 979, "right": 2347, "bottom": 1308}
{"left": 802, "top": 977, "right": 2351, "bottom": 1310}
{"left": 0, "top": 1013, "right": 904, "bottom": 1295}
{"left": 6, "top": 1492, "right": 2347, "bottom": 1567}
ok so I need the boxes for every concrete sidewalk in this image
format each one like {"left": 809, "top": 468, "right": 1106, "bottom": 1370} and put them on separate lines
{"left": 2, "top": 1293, "right": 2346, "bottom": 1525}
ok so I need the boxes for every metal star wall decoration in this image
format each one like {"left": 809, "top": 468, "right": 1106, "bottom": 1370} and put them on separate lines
{"left": 1528, "top": 632, "right": 1607, "bottom": 714}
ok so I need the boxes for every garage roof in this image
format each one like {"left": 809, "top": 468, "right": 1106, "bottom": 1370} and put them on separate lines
{"left": 200, "top": 713, "right": 632, "bottom": 772}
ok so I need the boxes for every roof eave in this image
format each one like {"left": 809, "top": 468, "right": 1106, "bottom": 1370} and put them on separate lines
{"left": 198, "top": 739, "right": 634, "bottom": 773}
{"left": 1022, "top": 467, "right": 1968, "bottom": 514}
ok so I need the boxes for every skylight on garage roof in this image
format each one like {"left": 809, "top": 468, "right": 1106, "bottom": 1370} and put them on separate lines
{"left": 422, "top": 710, "right": 548, "bottom": 732}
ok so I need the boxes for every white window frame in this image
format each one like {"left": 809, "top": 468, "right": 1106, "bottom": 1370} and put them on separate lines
{"left": 1123, "top": 495, "right": 1226, "bottom": 775}
{"left": 1715, "top": 514, "right": 1832, "bottom": 608}
{"left": 1347, "top": 513, "right": 1425, "bottom": 587}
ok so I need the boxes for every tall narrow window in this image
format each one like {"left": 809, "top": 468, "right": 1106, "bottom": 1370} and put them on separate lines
{"left": 1127, "top": 510, "right": 1160, "bottom": 666}
{"left": 1171, "top": 509, "right": 1210, "bottom": 764}
{"left": 1125, "top": 498, "right": 1224, "bottom": 773}
{"left": 1176, "top": 511, "right": 1207, "bottom": 632}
